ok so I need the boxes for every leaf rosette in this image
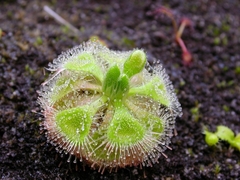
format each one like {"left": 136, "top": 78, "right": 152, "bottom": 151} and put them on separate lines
{"left": 38, "top": 40, "right": 182, "bottom": 172}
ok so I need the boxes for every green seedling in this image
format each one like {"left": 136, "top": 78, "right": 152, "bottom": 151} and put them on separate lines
{"left": 204, "top": 125, "right": 240, "bottom": 151}
{"left": 154, "top": 6, "right": 192, "bottom": 65}
{"left": 190, "top": 103, "right": 201, "bottom": 122}
{"left": 213, "top": 164, "right": 221, "bottom": 175}
{"left": 38, "top": 40, "right": 182, "bottom": 173}
{"left": 34, "top": 36, "right": 43, "bottom": 46}
{"left": 229, "top": 134, "right": 240, "bottom": 151}
{"left": 204, "top": 131, "right": 219, "bottom": 146}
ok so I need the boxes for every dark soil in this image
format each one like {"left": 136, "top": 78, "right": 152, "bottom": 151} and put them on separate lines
{"left": 0, "top": 0, "right": 240, "bottom": 179}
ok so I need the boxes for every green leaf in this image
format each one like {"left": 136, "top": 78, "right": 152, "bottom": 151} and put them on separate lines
{"left": 129, "top": 76, "right": 170, "bottom": 107}
{"left": 50, "top": 75, "right": 76, "bottom": 103}
{"left": 50, "top": 74, "right": 102, "bottom": 104}
{"left": 215, "top": 125, "right": 235, "bottom": 142}
{"left": 229, "top": 134, "right": 240, "bottom": 151}
{"left": 64, "top": 52, "right": 103, "bottom": 82}
{"left": 125, "top": 99, "right": 164, "bottom": 137}
{"left": 123, "top": 50, "right": 146, "bottom": 78}
{"left": 102, "top": 65, "right": 129, "bottom": 100}
{"left": 204, "top": 131, "right": 219, "bottom": 146}
{"left": 107, "top": 105, "right": 145, "bottom": 145}
{"left": 102, "top": 64, "right": 120, "bottom": 96}
{"left": 55, "top": 106, "right": 92, "bottom": 144}
{"left": 55, "top": 96, "right": 107, "bottom": 144}
{"left": 115, "top": 74, "right": 129, "bottom": 99}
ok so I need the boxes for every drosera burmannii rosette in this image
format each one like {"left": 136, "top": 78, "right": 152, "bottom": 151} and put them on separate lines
{"left": 38, "top": 40, "right": 182, "bottom": 173}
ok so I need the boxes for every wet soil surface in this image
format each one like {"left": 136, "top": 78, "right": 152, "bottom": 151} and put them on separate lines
{"left": 0, "top": 0, "right": 240, "bottom": 179}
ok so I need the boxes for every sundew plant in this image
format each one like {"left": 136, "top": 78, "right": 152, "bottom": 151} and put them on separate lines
{"left": 38, "top": 40, "right": 182, "bottom": 173}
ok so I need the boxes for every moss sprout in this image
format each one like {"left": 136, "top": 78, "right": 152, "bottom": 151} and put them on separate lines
{"left": 213, "top": 164, "right": 221, "bottom": 175}
{"left": 34, "top": 36, "right": 43, "bottom": 46}
{"left": 190, "top": 103, "right": 201, "bottom": 122}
